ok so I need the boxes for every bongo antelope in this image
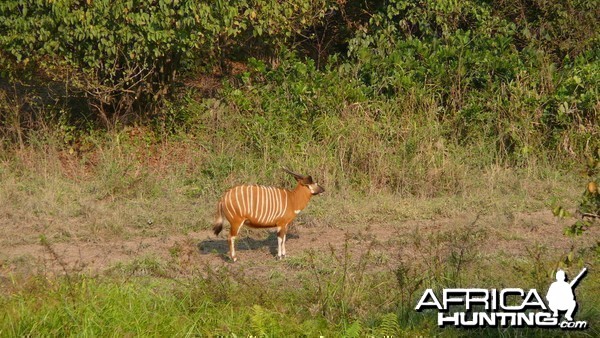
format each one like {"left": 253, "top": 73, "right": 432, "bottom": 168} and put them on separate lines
{"left": 213, "top": 167, "right": 324, "bottom": 262}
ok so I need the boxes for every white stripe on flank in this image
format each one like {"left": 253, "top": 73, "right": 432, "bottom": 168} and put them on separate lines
{"left": 230, "top": 188, "right": 236, "bottom": 215}
{"left": 240, "top": 186, "right": 246, "bottom": 216}
{"left": 283, "top": 190, "right": 288, "bottom": 218}
{"left": 272, "top": 187, "right": 279, "bottom": 224}
{"left": 224, "top": 191, "right": 234, "bottom": 219}
{"left": 263, "top": 186, "right": 269, "bottom": 224}
{"left": 270, "top": 187, "right": 278, "bottom": 224}
{"left": 256, "top": 186, "right": 262, "bottom": 223}
{"left": 221, "top": 198, "right": 228, "bottom": 219}
{"left": 253, "top": 186, "right": 258, "bottom": 223}
{"left": 271, "top": 187, "right": 278, "bottom": 224}
{"left": 270, "top": 188, "right": 277, "bottom": 224}
{"left": 266, "top": 186, "right": 272, "bottom": 223}
{"left": 229, "top": 190, "right": 237, "bottom": 216}
{"left": 264, "top": 186, "right": 269, "bottom": 224}
{"left": 234, "top": 187, "right": 242, "bottom": 215}
{"left": 259, "top": 186, "right": 266, "bottom": 224}
{"left": 274, "top": 188, "right": 282, "bottom": 223}
{"left": 265, "top": 187, "right": 273, "bottom": 225}
{"left": 247, "top": 186, "right": 252, "bottom": 221}
{"left": 278, "top": 189, "right": 285, "bottom": 220}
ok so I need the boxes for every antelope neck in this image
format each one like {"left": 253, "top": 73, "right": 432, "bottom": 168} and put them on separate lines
{"left": 288, "top": 183, "right": 312, "bottom": 212}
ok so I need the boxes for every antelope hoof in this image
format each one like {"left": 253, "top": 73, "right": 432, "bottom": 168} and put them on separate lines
{"left": 276, "top": 255, "right": 286, "bottom": 261}
{"left": 231, "top": 256, "right": 238, "bottom": 263}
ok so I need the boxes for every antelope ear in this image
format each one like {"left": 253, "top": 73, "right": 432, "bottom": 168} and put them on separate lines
{"left": 299, "top": 175, "right": 314, "bottom": 185}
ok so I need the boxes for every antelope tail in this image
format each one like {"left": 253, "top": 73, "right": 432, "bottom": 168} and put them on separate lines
{"left": 213, "top": 200, "right": 224, "bottom": 236}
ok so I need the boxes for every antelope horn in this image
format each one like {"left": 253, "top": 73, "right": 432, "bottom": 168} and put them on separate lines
{"left": 281, "top": 166, "right": 306, "bottom": 179}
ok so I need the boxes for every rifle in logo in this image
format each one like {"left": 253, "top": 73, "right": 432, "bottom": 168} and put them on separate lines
{"left": 546, "top": 268, "right": 587, "bottom": 322}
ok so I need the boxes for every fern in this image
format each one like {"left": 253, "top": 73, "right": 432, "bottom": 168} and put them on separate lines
{"left": 344, "top": 320, "right": 362, "bottom": 337}
{"left": 250, "top": 304, "right": 282, "bottom": 337}
{"left": 250, "top": 305, "right": 268, "bottom": 336}
{"left": 376, "top": 313, "right": 401, "bottom": 336}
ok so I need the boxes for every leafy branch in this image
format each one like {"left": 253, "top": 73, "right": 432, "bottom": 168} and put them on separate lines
{"left": 554, "top": 149, "right": 600, "bottom": 236}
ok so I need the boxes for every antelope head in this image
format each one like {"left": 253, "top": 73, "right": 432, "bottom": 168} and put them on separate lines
{"left": 282, "top": 167, "right": 325, "bottom": 195}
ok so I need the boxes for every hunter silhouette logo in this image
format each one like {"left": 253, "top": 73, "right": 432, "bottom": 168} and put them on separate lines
{"left": 546, "top": 268, "right": 587, "bottom": 322}
{"left": 415, "top": 268, "right": 589, "bottom": 329}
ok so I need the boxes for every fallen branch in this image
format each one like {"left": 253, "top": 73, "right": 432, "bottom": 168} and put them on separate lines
{"left": 580, "top": 212, "right": 600, "bottom": 219}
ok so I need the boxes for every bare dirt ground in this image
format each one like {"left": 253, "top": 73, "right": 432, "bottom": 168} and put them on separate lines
{"left": 1, "top": 210, "right": 597, "bottom": 279}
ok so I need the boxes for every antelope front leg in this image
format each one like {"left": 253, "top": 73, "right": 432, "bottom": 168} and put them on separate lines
{"left": 276, "top": 224, "right": 288, "bottom": 260}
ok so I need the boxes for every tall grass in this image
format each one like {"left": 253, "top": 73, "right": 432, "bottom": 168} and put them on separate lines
{"left": 0, "top": 248, "right": 421, "bottom": 336}
{"left": 0, "top": 127, "right": 581, "bottom": 246}
{"left": 1, "top": 231, "right": 597, "bottom": 336}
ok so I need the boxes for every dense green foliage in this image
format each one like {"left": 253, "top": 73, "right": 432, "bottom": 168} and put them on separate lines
{"left": 0, "top": 0, "right": 333, "bottom": 126}
{"left": 1, "top": 0, "right": 598, "bottom": 171}
{"left": 348, "top": 0, "right": 598, "bottom": 154}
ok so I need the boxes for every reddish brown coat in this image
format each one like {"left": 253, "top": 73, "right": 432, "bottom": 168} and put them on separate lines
{"left": 213, "top": 170, "right": 324, "bottom": 261}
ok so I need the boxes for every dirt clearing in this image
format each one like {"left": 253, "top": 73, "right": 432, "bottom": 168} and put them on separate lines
{"left": 1, "top": 210, "right": 596, "bottom": 279}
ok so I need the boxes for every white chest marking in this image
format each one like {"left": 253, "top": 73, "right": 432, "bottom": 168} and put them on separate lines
{"left": 294, "top": 210, "right": 301, "bottom": 214}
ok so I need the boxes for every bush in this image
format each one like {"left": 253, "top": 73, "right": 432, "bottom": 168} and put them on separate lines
{"left": 0, "top": 0, "right": 338, "bottom": 128}
{"left": 1, "top": 0, "right": 216, "bottom": 126}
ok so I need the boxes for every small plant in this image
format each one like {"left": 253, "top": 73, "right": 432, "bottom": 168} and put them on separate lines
{"left": 553, "top": 149, "right": 600, "bottom": 236}
{"left": 410, "top": 217, "right": 485, "bottom": 288}
{"left": 394, "top": 260, "right": 424, "bottom": 313}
